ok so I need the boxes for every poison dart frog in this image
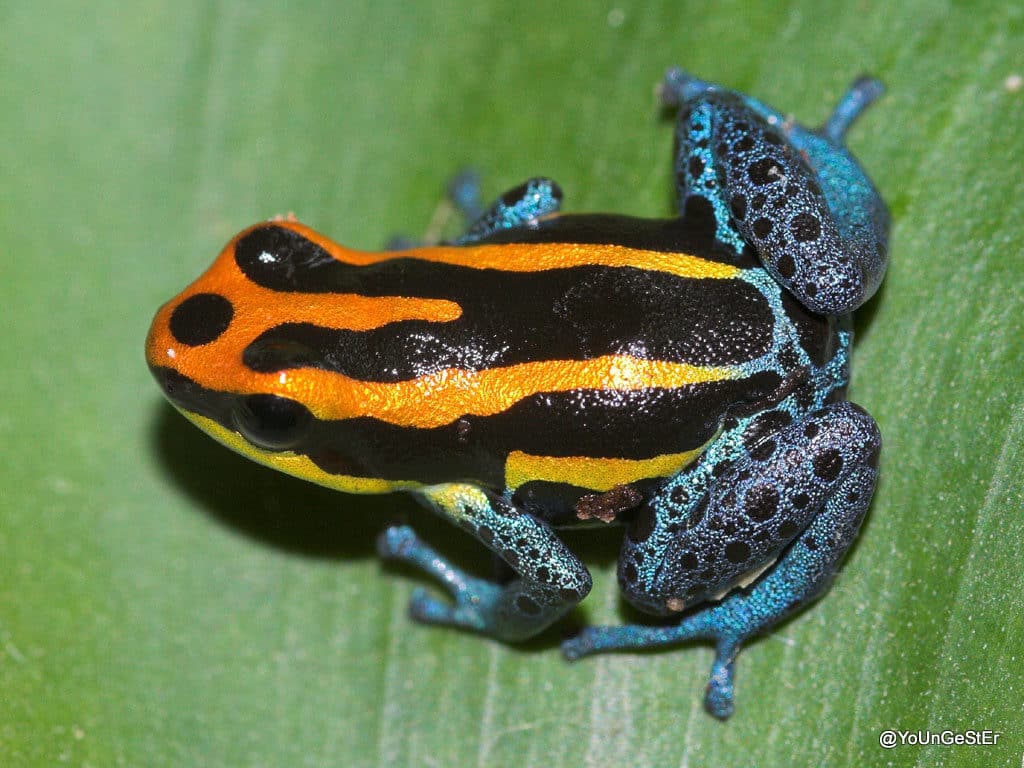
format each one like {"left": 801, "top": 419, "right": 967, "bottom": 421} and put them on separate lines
{"left": 147, "top": 69, "right": 889, "bottom": 718}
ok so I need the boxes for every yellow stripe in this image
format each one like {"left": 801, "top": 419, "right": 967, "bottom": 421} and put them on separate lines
{"left": 504, "top": 447, "right": 707, "bottom": 493}
{"left": 181, "top": 411, "right": 422, "bottom": 495}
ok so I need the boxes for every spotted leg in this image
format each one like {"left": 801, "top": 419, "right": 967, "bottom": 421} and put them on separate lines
{"left": 662, "top": 68, "right": 889, "bottom": 315}
{"left": 453, "top": 176, "right": 563, "bottom": 244}
{"left": 378, "top": 483, "right": 591, "bottom": 642}
{"left": 562, "top": 401, "right": 881, "bottom": 719}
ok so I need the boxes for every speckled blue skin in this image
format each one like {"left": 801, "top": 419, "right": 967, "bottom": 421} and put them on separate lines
{"left": 378, "top": 70, "right": 888, "bottom": 719}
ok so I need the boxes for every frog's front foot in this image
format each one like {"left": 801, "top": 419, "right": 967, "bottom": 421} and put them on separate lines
{"left": 377, "top": 524, "right": 501, "bottom": 635}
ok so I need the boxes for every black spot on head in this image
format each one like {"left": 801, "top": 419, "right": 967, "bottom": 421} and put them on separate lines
{"left": 776, "top": 253, "right": 796, "bottom": 279}
{"left": 753, "top": 217, "right": 774, "bottom": 239}
{"left": 791, "top": 212, "right": 821, "bottom": 242}
{"left": 169, "top": 293, "right": 233, "bottom": 346}
{"left": 748, "top": 157, "right": 783, "bottom": 185}
{"left": 629, "top": 504, "right": 657, "bottom": 543}
{"left": 724, "top": 540, "right": 751, "bottom": 564}
{"left": 745, "top": 485, "right": 780, "bottom": 522}
{"left": 515, "top": 595, "right": 540, "bottom": 616}
{"left": 688, "top": 156, "right": 705, "bottom": 178}
{"left": 813, "top": 449, "right": 844, "bottom": 481}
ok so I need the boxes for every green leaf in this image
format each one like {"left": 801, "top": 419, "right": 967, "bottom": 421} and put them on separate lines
{"left": 2, "top": 1, "right": 1022, "bottom": 766}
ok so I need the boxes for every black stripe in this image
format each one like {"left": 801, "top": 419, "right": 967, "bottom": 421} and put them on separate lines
{"left": 238, "top": 234, "right": 774, "bottom": 379}
{"left": 150, "top": 363, "right": 781, "bottom": 489}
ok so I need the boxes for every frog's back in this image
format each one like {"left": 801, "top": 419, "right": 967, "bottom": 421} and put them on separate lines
{"left": 149, "top": 215, "right": 833, "bottom": 519}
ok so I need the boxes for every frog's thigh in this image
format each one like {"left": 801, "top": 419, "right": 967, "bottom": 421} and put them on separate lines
{"left": 378, "top": 483, "right": 591, "bottom": 642}
{"left": 564, "top": 401, "right": 880, "bottom": 718}
{"left": 672, "top": 92, "right": 882, "bottom": 314}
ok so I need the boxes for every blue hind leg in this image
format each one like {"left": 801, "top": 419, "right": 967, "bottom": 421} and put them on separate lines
{"left": 662, "top": 69, "right": 890, "bottom": 315}
{"left": 562, "top": 402, "right": 881, "bottom": 719}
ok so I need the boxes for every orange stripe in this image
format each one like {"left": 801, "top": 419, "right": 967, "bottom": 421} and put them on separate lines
{"left": 505, "top": 448, "right": 707, "bottom": 492}
{"left": 278, "top": 221, "right": 741, "bottom": 280}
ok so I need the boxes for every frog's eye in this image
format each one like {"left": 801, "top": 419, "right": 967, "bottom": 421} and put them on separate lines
{"left": 232, "top": 395, "right": 311, "bottom": 451}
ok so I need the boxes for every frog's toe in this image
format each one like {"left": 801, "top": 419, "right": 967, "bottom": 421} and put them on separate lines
{"left": 560, "top": 632, "right": 593, "bottom": 661}
{"left": 408, "top": 587, "right": 460, "bottom": 626}
{"left": 376, "top": 524, "right": 417, "bottom": 559}
{"left": 704, "top": 658, "right": 736, "bottom": 720}
{"left": 659, "top": 67, "right": 713, "bottom": 108}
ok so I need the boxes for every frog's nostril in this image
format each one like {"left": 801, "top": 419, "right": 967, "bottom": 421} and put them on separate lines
{"left": 169, "top": 292, "right": 234, "bottom": 346}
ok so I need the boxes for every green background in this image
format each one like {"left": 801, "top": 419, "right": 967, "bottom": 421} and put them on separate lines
{"left": 2, "top": 1, "right": 1022, "bottom": 766}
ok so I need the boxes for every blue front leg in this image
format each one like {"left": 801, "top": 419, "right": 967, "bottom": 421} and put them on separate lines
{"left": 663, "top": 69, "right": 889, "bottom": 315}
{"left": 562, "top": 402, "right": 881, "bottom": 719}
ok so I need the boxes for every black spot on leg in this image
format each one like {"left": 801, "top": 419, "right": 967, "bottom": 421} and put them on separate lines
{"left": 804, "top": 422, "right": 820, "bottom": 439}
{"left": 689, "top": 156, "right": 705, "bottom": 178}
{"left": 748, "top": 439, "right": 777, "bottom": 462}
{"left": 813, "top": 449, "right": 844, "bottom": 481}
{"left": 751, "top": 193, "right": 767, "bottom": 210}
{"left": 733, "top": 135, "right": 754, "bottom": 153}
{"left": 867, "top": 445, "right": 881, "bottom": 469}
{"left": 790, "top": 212, "right": 822, "bottom": 242}
{"left": 730, "top": 194, "right": 747, "bottom": 221}
{"left": 778, "top": 520, "right": 800, "bottom": 539}
{"left": 621, "top": 561, "right": 637, "bottom": 584}
{"left": 745, "top": 485, "right": 780, "bottom": 521}
{"left": 792, "top": 492, "right": 810, "bottom": 509}
{"left": 679, "top": 551, "right": 699, "bottom": 570}
{"left": 753, "top": 217, "right": 774, "bottom": 238}
{"left": 725, "top": 541, "right": 751, "bottom": 564}
{"left": 776, "top": 253, "right": 796, "bottom": 279}
{"left": 748, "top": 157, "right": 783, "bottom": 185}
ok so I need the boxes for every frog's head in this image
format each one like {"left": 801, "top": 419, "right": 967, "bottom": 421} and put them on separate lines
{"left": 145, "top": 220, "right": 429, "bottom": 494}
